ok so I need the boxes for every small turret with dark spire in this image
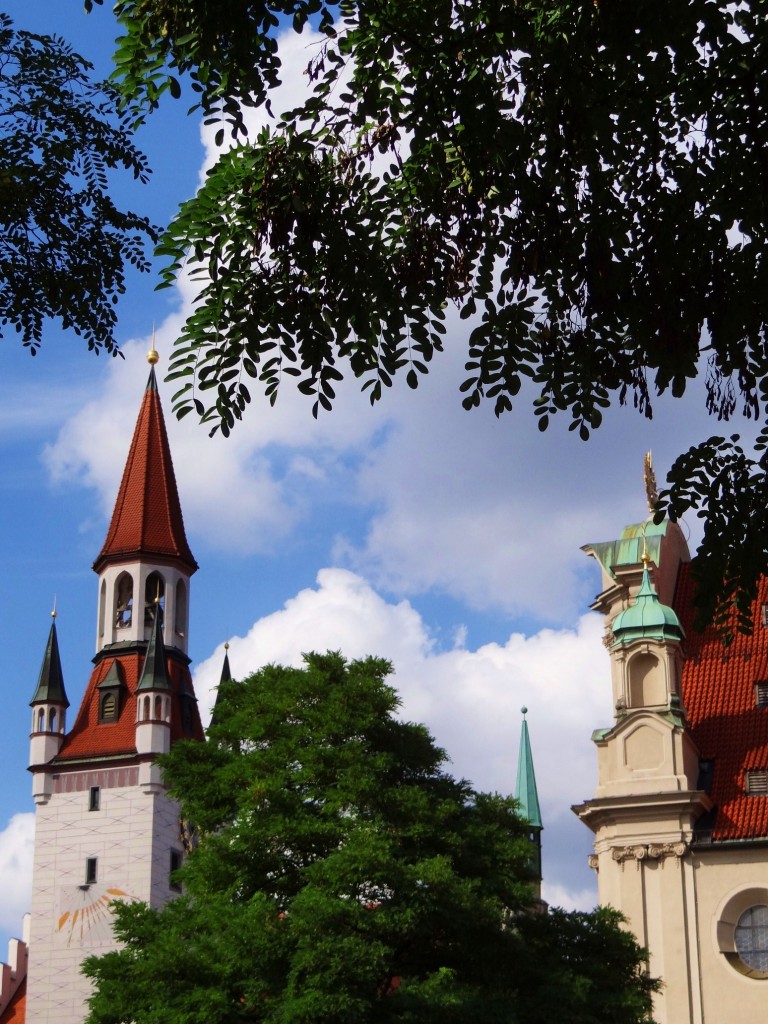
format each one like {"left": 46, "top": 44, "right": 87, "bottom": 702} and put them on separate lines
{"left": 135, "top": 603, "right": 172, "bottom": 764}
{"left": 29, "top": 610, "right": 70, "bottom": 800}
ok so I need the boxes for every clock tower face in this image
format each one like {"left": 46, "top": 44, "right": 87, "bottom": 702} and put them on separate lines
{"left": 55, "top": 885, "right": 138, "bottom": 949}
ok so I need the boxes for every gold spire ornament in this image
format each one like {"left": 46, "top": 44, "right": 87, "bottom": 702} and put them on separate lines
{"left": 643, "top": 451, "right": 659, "bottom": 514}
{"left": 147, "top": 325, "right": 159, "bottom": 365}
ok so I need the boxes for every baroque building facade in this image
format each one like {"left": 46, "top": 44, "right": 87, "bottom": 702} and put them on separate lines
{"left": 575, "top": 516, "right": 768, "bottom": 1024}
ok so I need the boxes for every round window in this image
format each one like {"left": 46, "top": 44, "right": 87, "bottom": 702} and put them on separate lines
{"left": 735, "top": 906, "right": 768, "bottom": 974}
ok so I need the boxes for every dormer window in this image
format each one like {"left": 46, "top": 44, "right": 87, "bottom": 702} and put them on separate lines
{"left": 97, "top": 661, "right": 125, "bottom": 724}
{"left": 746, "top": 769, "right": 768, "bottom": 795}
{"left": 100, "top": 693, "right": 117, "bottom": 722}
{"left": 762, "top": 604, "right": 768, "bottom": 628}
{"left": 757, "top": 682, "right": 768, "bottom": 707}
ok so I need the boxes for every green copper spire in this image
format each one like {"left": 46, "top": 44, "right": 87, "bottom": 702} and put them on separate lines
{"left": 516, "top": 707, "right": 542, "bottom": 829}
{"left": 30, "top": 616, "right": 69, "bottom": 707}
{"left": 136, "top": 604, "right": 171, "bottom": 692}
{"left": 611, "top": 564, "right": 684, "bottom": 646}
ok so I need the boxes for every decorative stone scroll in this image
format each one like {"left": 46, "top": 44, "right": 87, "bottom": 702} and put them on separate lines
{"left": 610, "top": 841, "right": 689, "bottom": 863}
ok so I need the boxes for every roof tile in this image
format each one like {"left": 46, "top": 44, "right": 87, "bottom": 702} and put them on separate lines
{"left": 93, "top": 368, "right": 197, "bottom": 575}
{"left": 675, "top": 563, "right": 768, "bottom": 841}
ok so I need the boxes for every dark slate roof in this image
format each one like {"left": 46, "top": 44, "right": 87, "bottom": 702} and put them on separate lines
{"left": 30, "top": 619, "right": 69, "bottom": 707}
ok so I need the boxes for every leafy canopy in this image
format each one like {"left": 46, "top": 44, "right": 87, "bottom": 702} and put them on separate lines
{"left": 90, "top": 0, "right": 768, "bottom": 634}
{"left": 0, "top": 13, "right": 155, "bottom": 355}
{"left": 83, "top": 653, "right": 657, "bottom": 1024}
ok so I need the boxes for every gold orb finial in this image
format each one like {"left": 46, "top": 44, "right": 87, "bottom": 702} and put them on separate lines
{"left": 224, "top": 641, "right": 230, "bottom": 650}
{"left": 147, "top": 324, "right": 159, "bottom": 365}
{"left": 51, "top": 595, "right": 57, "bottom": 619}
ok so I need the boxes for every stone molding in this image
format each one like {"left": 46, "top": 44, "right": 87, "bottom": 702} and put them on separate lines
{"left": 611, "top": 841, "right": 689, "bottom": 863}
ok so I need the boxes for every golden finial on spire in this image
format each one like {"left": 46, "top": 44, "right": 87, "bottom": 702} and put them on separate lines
{"left": 51, "top": 595, "right": 57, "bottom": 619}
{"left": 147, "top": 324, "right": 159, "bottom": 365}
{"left": 224, "top": 641, "right": 230, "bottom": 650}
{"left": 643, "top": 451, "right": 658, "bottom": 515}
{"left": 640, "top": 522, "right": 650, "bottom": 566}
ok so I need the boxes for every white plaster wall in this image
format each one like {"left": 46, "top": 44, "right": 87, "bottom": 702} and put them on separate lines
{"left": 26, "top": 768, "right": 183, "bottom": 1024}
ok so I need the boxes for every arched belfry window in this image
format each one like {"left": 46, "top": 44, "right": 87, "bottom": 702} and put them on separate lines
{"left": 99, "top": 579, "right": 106, "bottom": 638}
{"left": 628, "top": 652, "right": 666, "bottom": 708}
{"left": 115, "top": 572, "right": 133, "bottom": 629}
{"left": 175, "top": 579, "right": 187, "bottom": 637}
{"left": 145, "top": 572, "right": 165, "bottom": 626}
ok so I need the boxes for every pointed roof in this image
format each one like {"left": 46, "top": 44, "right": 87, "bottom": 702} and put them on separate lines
{"left": 30, "top": 618, "right": 69, "bottom": 707}
{"left": 210, "top": 644, "right": 234, "bottom": 727}
{"left": 516, "top": 708, "right": 542, "bottom": 829}
{"left": 93, "top": 366, "right": 197, "bottom": 575}
{"left": 611, "top": 564, "right": 684, "bottom": 645}
{"left": 136, "top": 606, "right": 172, "bottom": 692}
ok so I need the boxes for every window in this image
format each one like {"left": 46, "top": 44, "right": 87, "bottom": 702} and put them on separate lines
{"left": 169, "top": 849, "right": 182, "bottom": 892}
{"left": 735, "top": 906, "right": 768, "bottom": 974}
{"left": 114, "top": 572, "right": 133, "bottom": 628}
{"left": 716, "top": 887, "right": 768, "bottom": 978}
{"left": 89, "top": 787, "right": 100, "bottom": 812}
{"left": 145, "top": 572, "right": 165, "bottom": 626}
{"left": 762, "top": 604, "right": 768, "bottom": 627}
{"left": 746, "top": 770, "right": 768, "bottom": 795}
{"left": 175, "top": 579, "right": 187, "bottom": 637}
{"left": 100, "top": 692, "right": 117, "bottom": 722}
{"left": 85, "top": 857, "right": 98, "bottom": 885}
{"left": 757, "top": 682, "right": 768, "bottom": 707}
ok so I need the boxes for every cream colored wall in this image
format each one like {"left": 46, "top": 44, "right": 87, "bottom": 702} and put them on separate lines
{"left": 691, "top": 847, "right": 768, "bottom": 1024}
{"left": 26, "top": 767, "right": 183, "bottom": 1024}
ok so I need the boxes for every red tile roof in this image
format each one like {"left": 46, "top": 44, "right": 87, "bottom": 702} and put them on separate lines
{"left": 93, "top": 369, "right": 197, "bottom": 575}
{"left": 0, "top": 975, "right": 25, "bottom": 1024}
{"left": 675, "top": 563, "right": 768, "bottom": 841}
{"left": 56, "top": 651, "right": 204, "bottom": 762}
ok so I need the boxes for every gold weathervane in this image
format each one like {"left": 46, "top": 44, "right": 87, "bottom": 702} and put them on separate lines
{"left": 643, "top": 451, "right": 658, "bottom": 515}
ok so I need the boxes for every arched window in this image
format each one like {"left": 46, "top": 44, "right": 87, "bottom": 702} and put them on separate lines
{"left": 628, "top": 653, "right": 666, "bottom": 708}
{"left": 145, "top": 572, "right": 165, "bottom": 626}
{"left": 114, "top": 572, "right": 133, "bottom": 628}
{"left": 175, "top": 579, "right": 187, "bottom": 637}
{"left": 49, "top": 708, "right": 57, "bottom": 732}
{"left": 143, "top": 695, "right": 150, "bottom": 721}
{"left": 37, "top": 708, "right": 44, "bottom": 732}
{"left": 154, "top": 695, "right": 163, "bottom": 720}
{"left": 98, "top": 579, "right": 106, "bottom": 638}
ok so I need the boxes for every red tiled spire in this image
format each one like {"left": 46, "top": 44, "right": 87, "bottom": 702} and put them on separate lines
{"left": 93, "top": 367, "right": 197, "bottom": 575}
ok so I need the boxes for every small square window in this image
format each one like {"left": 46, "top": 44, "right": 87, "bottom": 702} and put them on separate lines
{"left": 757, "top": 682, "right": 768, "bottom": 707}
{"left": 88, "top": 786, "right": 100, "bottom": 811}
{"left": 762, "top": 605, "right": 768, "bottom": 628}
{"left": 169, "top": 849, "right": 183, "bottom": 892}
{"left": 746, "top": 770, "right": 768, "bottom": 795}
{"left": 85, "top": 857, "right": 98, "bottom": 885}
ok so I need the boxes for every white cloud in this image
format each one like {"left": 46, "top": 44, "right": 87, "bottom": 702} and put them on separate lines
{"left": 193, "top": 568, "right": 612, "bottom": 910}
{"left": 0, "top": 814, "right": 34, "bottom": 939}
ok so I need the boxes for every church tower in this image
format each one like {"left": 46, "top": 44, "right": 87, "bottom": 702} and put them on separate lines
{"left": 25, "top": 353, "right": 204, "bottom": 1024}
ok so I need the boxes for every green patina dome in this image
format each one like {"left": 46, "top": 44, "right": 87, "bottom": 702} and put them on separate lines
{"left": 611, "top": 565, "right": 684, "bottom": 645}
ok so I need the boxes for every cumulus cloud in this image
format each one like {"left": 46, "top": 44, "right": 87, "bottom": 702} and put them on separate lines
{"left": 0, "top": 814, "right": 34, "bottom": 940}
{"left": 193, "top": 568, "right": 612, "bottom": 910}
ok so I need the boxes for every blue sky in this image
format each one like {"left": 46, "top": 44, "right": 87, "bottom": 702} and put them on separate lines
{"left": 0, "top": 0, "right": 732, "bottom": 956}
